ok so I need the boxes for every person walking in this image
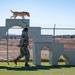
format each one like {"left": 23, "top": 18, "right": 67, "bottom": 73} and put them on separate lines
{"left": 14, "top": 27, "right": 30, "bottom": 67}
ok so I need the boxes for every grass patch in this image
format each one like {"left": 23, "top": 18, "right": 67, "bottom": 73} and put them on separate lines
{"left": 0, "top": 62, "right": 75, "bottom": 75}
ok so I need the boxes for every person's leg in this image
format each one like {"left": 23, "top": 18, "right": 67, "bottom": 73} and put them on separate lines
{"left": 25, "top": 50, "right": 30, "bottom": 66}
{"left": 14, "top": 53, "right": 24, "bottom": 65}
{"left": 14, "top": 47, "right": 25, "bottom": 65}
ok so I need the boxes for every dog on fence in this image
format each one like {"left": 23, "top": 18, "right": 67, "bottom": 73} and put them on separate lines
{"left": 10, "top": 10, "right": 30, "bottom": 19}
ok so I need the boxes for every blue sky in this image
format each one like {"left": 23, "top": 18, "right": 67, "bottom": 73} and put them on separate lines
{"left": 0, "top": 0, "right": 75, "bottom": 35}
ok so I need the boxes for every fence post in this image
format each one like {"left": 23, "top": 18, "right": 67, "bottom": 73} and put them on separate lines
{"left": 7, "top": 30, "right": 9, "bottom": 65}
{"left": 53, "top": 24, "right": 56, "bottom": 42}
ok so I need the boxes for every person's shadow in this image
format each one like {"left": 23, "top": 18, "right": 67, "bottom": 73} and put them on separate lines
{"left": 0, "top": 65, "right": 75, "bottom": 71}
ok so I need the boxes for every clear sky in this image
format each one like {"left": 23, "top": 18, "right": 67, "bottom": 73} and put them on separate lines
{"left": 0, "top": 0, "right": 75, "bottom": 35}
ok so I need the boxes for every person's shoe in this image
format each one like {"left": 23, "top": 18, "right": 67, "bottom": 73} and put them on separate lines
{"left": 14, "top": 60, "right": 17, "bottom": 65}
{"left": 25, "top": 64, "right": 30, "bottom": 67}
